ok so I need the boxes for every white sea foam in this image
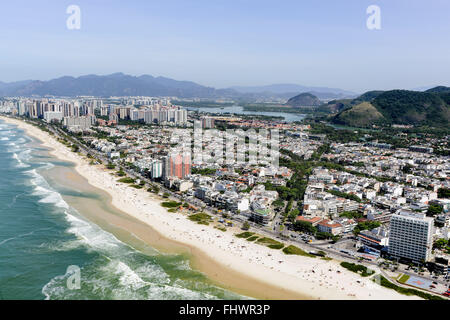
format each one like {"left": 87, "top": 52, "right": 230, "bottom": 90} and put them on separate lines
{"left": 19, "top": 148, "right": 32, "bottom": 160}
{"left": 38, "top": 162, "right": 55, "bottom": 170}
{"left": 27, "top": 169, "right": 69, "bottom": 209}
{"left": 115, "top": 261, "right": 151, "bottom": 290}
{"left": 41, "top": 275, "right": 67, "bottom": 300}
{"left": 12, "top": 152, "right": 30, "bottom": 168}
{"left": 0, "top": 137, "right": 9, "bottom": 141}
{"left": 28, "top": 160, "right": 227, "bottom": 300}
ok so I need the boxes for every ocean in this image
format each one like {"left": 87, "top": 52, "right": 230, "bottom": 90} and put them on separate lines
{"left": 0, "top": 120, "right": 243, "bottom": 300}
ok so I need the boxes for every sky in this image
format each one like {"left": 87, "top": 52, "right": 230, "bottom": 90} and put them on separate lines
{"left": 0, "top": 0, "right": 449, "bottom": 93}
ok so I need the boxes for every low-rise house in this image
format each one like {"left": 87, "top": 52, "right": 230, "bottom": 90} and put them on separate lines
{"left": 295, "top": 216, "right": 324, "bottom": 226}
{"left": 317, "top": 219, "right": 343, "bottom": 235}
{"left": 358, "top": 227, "right": 389, "bottom": 249}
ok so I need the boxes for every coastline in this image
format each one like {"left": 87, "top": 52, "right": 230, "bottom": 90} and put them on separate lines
{"left": 0, "top": 116, "right": 420, "bottom": 300}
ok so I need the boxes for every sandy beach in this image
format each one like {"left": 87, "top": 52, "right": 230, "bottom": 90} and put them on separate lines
{"left": 0, "top": 116, "right": 420, "bottom": 300}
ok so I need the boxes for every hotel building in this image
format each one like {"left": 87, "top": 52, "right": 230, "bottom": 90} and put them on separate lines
{"left": 388, "top": 210, "right": 433, "bottom": 262}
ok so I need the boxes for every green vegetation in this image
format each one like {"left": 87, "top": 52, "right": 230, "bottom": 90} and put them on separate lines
{"left": 293, "top": 220, "right": 317, "bottom": 234}
{"left": 256, "top": 237, "right": 284, "bottom": 250}
{"left": 287, "top": 209, "right": 300, "bottom": 223}
{"left": 191, "top": 167, "right": 217, "bottom": 176}
{"left": 339, "top": 211, "right": 364, "bottom": 219}
{"left": 438, "top": 187, "right": 450, "bottom": 199}
{"left": 235, "top": 232, "right": 255, "bottom": 239}
{"left": 378, "top": 275, "right": 444, "bottom": 300}
{"left": 117, "top": 177, "right": 135, "bottom": 184}
{"left": 340, "top": 262, "right": 374, "bottom": 277}
{"left": 161, "top": 201, "right": 182, "bottom": 208}
{"left": 333, "top": 102, "right": 384, "bottom": 127}
{"left": 433, "top": 238, "right": 450, "bottom": 253}
{"left": 316, "top": 232, "right": 341, "bottom": 242}
{"left": 130, "top": 184, "right": 143, "bottom": 189}
{"left": 332, "top": 89, "right": 450, "bottom": 128}
{"left": 188, "top": 213, "right": 212, "bottom": 225}
{"left": 106, "top": 162, "right": 115, "bottom": 169}
{"left": 310, "top": 143, "right": 331, "bottom": 161}
{"left": 214, "top": 225, "right": 227, "bottom": 232}
{"left": 282, "top": 245, "right": 315, "bottom": 257}
{"left": 242, "top": 221, "right": 250, "bottom": 231}
{"left": 286, "top": 92, "right": 321, "bottom": 107}
{"left": 246, "top": 236, "right": 259, "bottom": 242}
{"left": 353, "top": 221, "right": 381, "bottom": 235}
{"left": 272, "top": 199, "right": 285, "bottom": 208}
{"left": 398, "top": 274, "right": 410, "bottom": 284}
{"left": 147, "top": 185, "right": 160, "bottom": 194}
{"left": 427, "top": 203, "right": 443, "bottom": 216}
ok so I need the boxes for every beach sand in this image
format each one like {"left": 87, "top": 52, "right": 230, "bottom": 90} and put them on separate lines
{"left": 0, "top": 116, "right": 420, "bottom": 300}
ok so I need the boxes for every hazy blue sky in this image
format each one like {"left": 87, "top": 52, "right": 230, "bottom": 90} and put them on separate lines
{"left": 1, "top": 0, "right": 449, "bottom": 92}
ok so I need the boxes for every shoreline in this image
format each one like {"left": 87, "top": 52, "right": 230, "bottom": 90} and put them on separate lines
{"left": 0, "top": 116, "right": 419, "bottom": 300}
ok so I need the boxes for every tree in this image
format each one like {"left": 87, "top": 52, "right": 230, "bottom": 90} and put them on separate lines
{"left": 353, "top": 221, "right": 381, "bottom": 235}
{"left": 427, "top": 204, "right": 443, "bottom": 217}
{"left": 433, "top": 238, "right": 449, "bottom": 250}
{"left": 315, "top": 232, "right": 330, "bottom": 240}
{"left": 438, "top": 188, "right": 450, "bottom": 199}
{"left": 242, "top": 221, "right": 250, "bottom": 231}
{"left": 272, "top": 199, "right": 284, "bottom": 208}
{"left": 288, "top": 209, "right": 300, "bottom": 222}
{"left": 402, "top": 164, "right": 413, "bottom": 174}
{"left": 293, "top": 221, "right": 317, "bottom": 235}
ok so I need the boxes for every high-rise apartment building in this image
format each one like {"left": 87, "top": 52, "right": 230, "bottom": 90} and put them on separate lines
{"left": 163, "top": 153, "right": 191, "bottom": 180}
{"left": 388, "top": 210, "right": 433, "bottom": 262}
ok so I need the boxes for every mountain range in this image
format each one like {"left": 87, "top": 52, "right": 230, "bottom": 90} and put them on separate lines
{"left": 229, "top": 84, "right": 356, "bottom": 100}
{"left": 0, "top": 73, "right": 356, "bottom": 100}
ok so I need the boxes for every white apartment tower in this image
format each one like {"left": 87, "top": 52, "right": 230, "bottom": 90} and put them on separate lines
{"left": 388, "top": 210, "right": 433, "bottom": 262}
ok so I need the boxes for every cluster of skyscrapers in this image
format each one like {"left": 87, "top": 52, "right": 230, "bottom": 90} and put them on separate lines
{"left": 9, "top": 97, "right": 188, "bottom": 127}
{"left": 16, "top": 98, "right": 102, "bottom": 120}
{"left": 103, "top": 104, "right": 187, "bottom": 125}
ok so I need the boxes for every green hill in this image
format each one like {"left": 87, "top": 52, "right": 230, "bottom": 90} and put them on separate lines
{"left": 333, "top": 102, "right": 384, "bottom": 127}
{"left": 331, "top": 87, "right": 450, "bottom": 128}
{"left": 286, "top": 92, "right": 321, "bottom": 107}
{"left": 425, "top": 86, "right": 450, "bottom": 94}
